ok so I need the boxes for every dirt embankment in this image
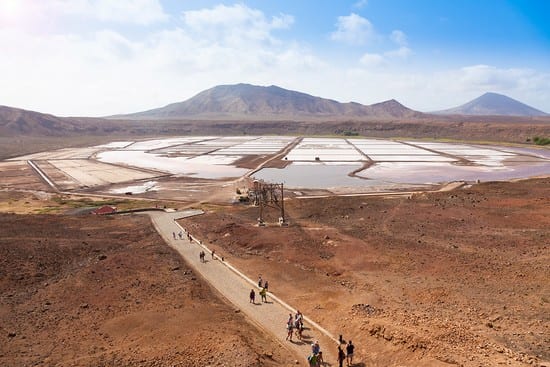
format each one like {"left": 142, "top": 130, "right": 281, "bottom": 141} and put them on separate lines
{"left": 181, "top": 178, "right": 550, "bottom": 367}
{"left": 0, "top": 214, "right": 295, "bottom": 367}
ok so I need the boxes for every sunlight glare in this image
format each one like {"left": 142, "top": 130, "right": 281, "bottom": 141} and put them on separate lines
{"left": 1, "top": 0, "right": 22, "bottom": 17}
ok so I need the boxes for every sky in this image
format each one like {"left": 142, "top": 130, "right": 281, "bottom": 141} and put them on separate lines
{"left": 0, "top": 0, "right": 549, "bottom": 116}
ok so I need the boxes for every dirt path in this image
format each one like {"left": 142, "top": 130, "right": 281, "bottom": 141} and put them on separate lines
{"left": 148, "top": 210, "right": 339, "bottom": 366}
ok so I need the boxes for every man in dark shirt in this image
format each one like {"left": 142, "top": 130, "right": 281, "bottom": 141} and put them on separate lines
{"left": 346, "top": 340, "right": 355, "bottom": 366}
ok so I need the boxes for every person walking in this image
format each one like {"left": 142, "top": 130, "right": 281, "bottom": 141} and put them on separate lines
{"left": 337, "top": 346, "right": 346, "bottom": 367}
{"left": 263, "top": 280, "right": 269, "bottom": 291}
{"left": 249, "top": 289, "right": 256, "bottom": 304}
{"left": 286, "top": 316, "right": 294, "bottom": 341}
{"left": 346, "top": 340, "right": 355, "bottom": 366}
{"left": 294, "top": 318, "right": 303, "bottom": 340}
{"left": 211, "top": 249, "right": 215, "bottom": 259}
{"left": 259, "top": 287, "right": 267, "bottom": 303}
{"left": 172, "top": 231, "right": 176, "bottom": 240}
{"left": 312, "top": 340, "right": 320, "bottom": 356}
{"left": 258, "top": 275, "right": 263, "bottom": 288}
{"left": 307, "top": 353, "right": 318, "bottom": 367}
{"left": 295, "top": 310, "right": 303, "bottom": 329}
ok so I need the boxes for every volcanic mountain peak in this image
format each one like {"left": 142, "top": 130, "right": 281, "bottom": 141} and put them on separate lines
{"left": 434, "top": 92, "right": 548, "bottom": 116}
{"left": 114, "top": 83, "right": 422, "bottom": 120}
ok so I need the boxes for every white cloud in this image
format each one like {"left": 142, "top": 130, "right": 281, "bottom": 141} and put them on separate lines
{"left": 0, "top": 4, "right": 319, "bottom": 116}
{"left": 182, "top": 4, "right": 293, "bottom": 46}
{"left": 390, "top": 30, "right": 407, "bottom": 46}
{"left": 359, "top": 52, "right": 384, "bottom": 67}
{"left": 46, "top": 0, "right": 169, "bottom": 25}
{"left": 353, "top": 0, "right": 368, "bottom": 9}
{"left": 1, "top": 3, "right": 549, "bottom": 116}
{"left": 330, "top": 13, "right": 374, "bottom": 45}
{"left": 384, "top": 46, "right": 412, "bottom": 59}
{"left": 333, "top": 64, "right": 550, "bottom": 112}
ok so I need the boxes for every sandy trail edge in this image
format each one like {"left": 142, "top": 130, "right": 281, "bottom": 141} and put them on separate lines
{"left": 147, "top": 210, "right": 339, "bottom": 365}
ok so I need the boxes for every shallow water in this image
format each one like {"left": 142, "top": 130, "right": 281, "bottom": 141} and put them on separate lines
{"left": 252, "top": 163, "right": 386, "bottom": 189}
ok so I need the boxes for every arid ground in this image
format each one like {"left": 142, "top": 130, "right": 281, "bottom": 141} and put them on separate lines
{"left": 0, "top": 213, "right": 295, "bottom": 367}
{"left": 179, "top": 178, "right": 550, "bottom": 366}
{"left": 0, "top": 135, "right": 548, "bottom": 366}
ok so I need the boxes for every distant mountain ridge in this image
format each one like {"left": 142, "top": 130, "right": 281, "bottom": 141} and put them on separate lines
{"left": 113, "top": 83, "right": 423, "bottom": 120}
{"left": 434, "top": 92, "right": 548, "bottom": 116}
{"left": 0, "top": 105, "right": 78, "bottom": 136}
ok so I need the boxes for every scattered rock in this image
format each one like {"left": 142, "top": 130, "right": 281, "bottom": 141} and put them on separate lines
{"left": 98, "top": 254, "right": 107, "bottom": 261}
{"left": 8, "top": 331, "right": 16, "bottom": 338}
{"left": 80, "top": 303, "right": 89, "bottom": 309}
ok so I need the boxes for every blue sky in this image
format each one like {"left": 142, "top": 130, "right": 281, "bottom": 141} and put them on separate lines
{"left": 0, "top": 0, "right": 549, "bottom": 116}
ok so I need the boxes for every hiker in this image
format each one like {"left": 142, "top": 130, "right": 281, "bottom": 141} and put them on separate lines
{"left": 312, "top": 340, "right": 320, "bottom": 355}
{"left": 286, "top": 315, "right": 294, "bottom": 341}
{"left": 307, "top": 353, "right": 318, "bottom": 367}
{"left": 317, "top": 351, "right": 324, "bottom": 366}
{"left": 263, "top": 280, "right": 268, "bottom": 291}
{"left": 259, "top": 287, "right": 267, "bottom": 303}
{"left": 346, "top": 340, "right": 355, "bottom": 366}
{"left": 294, "top": 317, "right": 303, "bottom": 340}
{"left": 249, "top": 289, "right": 255, "bottom": 304}
{"left": 258, "top": 275, "right": 263, "bottom": 288}
{"left": 211, "top": 249, "right": 215, "bottom": 259}
{"left": 295, "top": 310, "right": 303, "bottom": 329}
{"left": 178, "top": 231, "right": 183, "bottom": 239}
{"left": 337, "top": 346, "right": 346, "bottom": 367}
{"left": 172, "top": 232, "right": 176, "bottom": 239}
{"left": 188, "top": 233, "right": 192, "bottom": 242}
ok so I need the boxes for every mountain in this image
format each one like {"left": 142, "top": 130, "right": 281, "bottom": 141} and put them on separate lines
{"left": 434, "top": 92, "right": 548, "bottom": 116}
{"left": 114, "top": 83, "right": 423, "bottom": 120}
{"left": 0, "top": 105, "right": 81, "bottom": 136}
{"left": 0, "top": 105, "right": 123, "bottom": 137}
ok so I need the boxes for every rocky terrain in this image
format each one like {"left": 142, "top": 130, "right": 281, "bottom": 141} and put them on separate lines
{"left": 180, "top": 178, "right": 550, "bottom": 366}
{"left": 0, "top": 213, "right": 294, "bottom": 367}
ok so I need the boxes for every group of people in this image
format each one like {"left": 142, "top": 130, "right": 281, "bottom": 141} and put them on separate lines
{"left": 337, "top": 340, "right": 354, "bottom": 367}
{"left": 307, "top": 340, "right": 323, "bottom": 366}
{"left": 172, "top": 229, "right": 193, "bottom": 242}
{"left": 258, "top": 276, "right": 268, "bottom": 291}
{"left": 308, "top": 339, "right": 354, "bottom": 367}
{"left": 250, "top": 276, "right": 269, "bottom": 304}
{"left": 183, "top": 231, "right": 358, "bottom": 366}
{"left": 285, "top": 311, "right": 304, "bottom": 341}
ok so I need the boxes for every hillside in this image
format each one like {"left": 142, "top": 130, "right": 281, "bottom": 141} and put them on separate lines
{"left": 113, "top": 83, "right": 424, "bottom": 120}
{"left": 434, "top": 92, "right": 548, "bottom": 116}
{"left": 0, "top": 105, "right": 125, "bottom": 137}
{"left": 0, "top": 105, "right": 80, "bottom": 136}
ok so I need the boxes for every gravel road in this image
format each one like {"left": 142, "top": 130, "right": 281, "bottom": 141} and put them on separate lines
{"left": 148, "top": 210, "right": 338, "bottom": 365}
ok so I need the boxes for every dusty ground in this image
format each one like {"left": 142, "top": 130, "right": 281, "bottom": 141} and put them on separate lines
{"left": 1, "top": 136, "right": 549, "bottom": 366}
{"left": 0, "top": 213, "right": 295, "bottom": 367}
{"left": 180, "top": 178, "right": 550, "bottom": 367}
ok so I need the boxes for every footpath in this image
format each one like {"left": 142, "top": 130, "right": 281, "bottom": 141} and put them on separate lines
{"left": 147, "top": 210, "right": 339, "bottom": 366}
